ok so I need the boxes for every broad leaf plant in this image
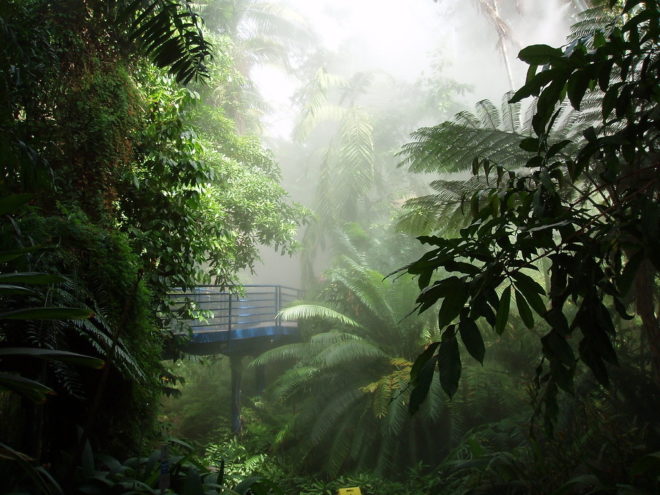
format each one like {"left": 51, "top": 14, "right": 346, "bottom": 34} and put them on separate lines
{"left": 403, "top": 0, "right": 659, "bottom": 428}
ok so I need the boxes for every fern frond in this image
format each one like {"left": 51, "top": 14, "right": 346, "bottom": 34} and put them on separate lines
{"left": 314, "top": 338, "right": 388, "bottom": 369}
{"left": 309, "top": 387, "right": 365, "bottom": 446}
{"left": 278, "top": 304, "right": 362, "bottom": 328}
{"left": 567, "top": 6, "right": 619, "bottom": 46}
{"left": 249, "top": 342, "right": 312, "bottom": 367}
{"left": 269, "top": 366, "right": 319, "bottom": 400}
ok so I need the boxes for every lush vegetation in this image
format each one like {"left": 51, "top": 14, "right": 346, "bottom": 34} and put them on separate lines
{"left": 1, "top": 0, "right": 658, "bottom": 494}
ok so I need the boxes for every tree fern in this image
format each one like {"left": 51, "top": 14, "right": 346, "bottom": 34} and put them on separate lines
{"left": 278, "top": 304, "right": 362, "bottom": 328}
{"left": 567, "top": 5, "right": 620, "bottom": 46}
{"left": 397, "top": 86, "right": 597, "bottom": 235}
{"left": 313, "top": 338, "right": 388, "bottom": 368}
{"left": 250, "top": 257, "right": 442, "bottom": 474}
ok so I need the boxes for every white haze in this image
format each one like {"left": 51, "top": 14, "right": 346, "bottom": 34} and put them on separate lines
{"left": 253, "top": 0, "right": 575, "bottom": 140}
{"left": 244, "top": 0, "right": 578, "bottom": 287}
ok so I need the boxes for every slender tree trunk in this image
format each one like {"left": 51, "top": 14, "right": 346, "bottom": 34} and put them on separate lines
{"left": 492, "top": 0, "right": 515, "bottom": 91}
{"left": 635, "top": 260, "right": 660, "bottom": 384}
{"left": 230, "top": 355, "right": 243, "bottom": 435}
{"left": 478, "top": 0, "right": 517, "bottom": 91}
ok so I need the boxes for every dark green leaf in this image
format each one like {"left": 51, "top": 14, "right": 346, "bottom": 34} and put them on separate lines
{"left": 409, "top": 343, "right": 439, "bottom": 414}
{"left": 0, "top": 308, "right": 93, "bottom": 320}
{"left": 566, "top": 70, "right": 591, "bottom": 110}
{"left": 0, "top": 273, "right": 64, "bottom": 285}
{"left": 0, "top": 284, "right": 35, "bottom": 296}
{"left": 518, "top": 44, "right": 564, "bottom": 65}
{"left": 495, "top": 286, "right": 511, "bottom": 335}
{"left": 0, "top": 194, "right": 32, "bottom": 216}
{"left": 438, "top": 328, "right": 461, "bottom": 398}
{"left": 0, "top": 348, "right": 104, "bottom": 369}
{"left": 0, "top": 372, "right": 54, "bottom": 403}
{"left": 542, "top": 331, "right": 575, "bottom": 366}
{"left": 545, "top": 307, "right": 570, "bottom": 336}
{"left": 618, "top": 250, "right": 644, "bottom": 295}
{"left": 546, "top": 140, "right": 571, "bottom": 158}
{"left": 515, "top": 289, "right": 534, "bottom": 328}
{"left": 459, "top": 318, "right": 485, "bottom": 364}
{"left": 519, "top": 137, "right": 539, "bottom": 152}
{"left": 410, "top": 342, "right": 440, "bottom": 382}
{"left": 512, "top": 272, "right": 546, "bottom": 315}
{"left": 602, "top": 86, "right": 618, "bottom": 120}
{"left": 437, "top": 280, "right": 469, "bottom": 328}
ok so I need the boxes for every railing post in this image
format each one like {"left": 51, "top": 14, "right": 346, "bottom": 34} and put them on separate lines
{"left": 228, "top": 292, "right": 232, "bottom": 333}
{"left": 275, "top": 286, "right": 281, "bottom": 326}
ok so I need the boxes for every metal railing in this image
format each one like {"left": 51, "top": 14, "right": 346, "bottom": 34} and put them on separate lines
{"left": 169, "top": 285, "right": 302, "bottom": 336}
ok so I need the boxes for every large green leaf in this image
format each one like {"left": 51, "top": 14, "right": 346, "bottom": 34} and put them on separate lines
{"left": 495, "top": 286, "right": 511, "bottom": 335}
{"left": 0, "top": 372, "right": 55, "bottom": 403}
{"left": 0, "top": 307, "right": 93, "bottom": 320}
{"left": 511, "top": 271, "right": 546, "bottom": 315}
{"left": 278, "top": 304, "right": 361, "bottom": 328}
{"left": 517, "top": 44, "right": 564, "bottom": 65}
{"left": 0, "top": 273, "right": 64, "bottom": 285}
{"left": 0, "top": 348, "right": 104, "bottom": 369}
{"left": 409, "top": 342, "right": 440, "bottom": 414}
{"left": 437, "top": 279, "right": 469, "bottom": 328}
{"left": 0, "top": 193, "right": 32, "bottom": 216}
{"left": 438, "top": 327, "right": 461, "bottom": 398}
{"left": 515, "top": 290, "right": 534, "bottom": 329}
{"left": 459, "top": 317, "right": 485, "bottom": 364}
{"left": 0, "top": 284, "right": 35, "bottom": 296}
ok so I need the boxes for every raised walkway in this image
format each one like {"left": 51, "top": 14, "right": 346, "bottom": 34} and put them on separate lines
{"left": 170, "top": 284, "right": 302, "bottom": 356}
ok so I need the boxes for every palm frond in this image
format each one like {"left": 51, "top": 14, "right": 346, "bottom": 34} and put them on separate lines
{"left": 403, "top": 125, "right": 530, "bottom": 173}
{"left": 309, "top": 331, "right": 361, "bottom": 345}
{"left": 314, "top": 338, "right": 388, "bottom": 369}
{"left": 249, "top": 342, "right": 312, "bottom": 367}
{"left": 395, "top": 176, "right": 487, "bottom": 235}
{"left": 278, "top": 304, "right": 362, "bottom": 328}
{"left": 309, "top": 387, "right": 365, "bottom": 446}
{"left": 269, "top": 365, "right": 318, "bottom": 400}
{"left": 567, "top": 6, "right": 619, "bottom": 46}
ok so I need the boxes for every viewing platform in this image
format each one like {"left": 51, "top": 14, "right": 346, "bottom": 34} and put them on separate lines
{"left": 170, "top": 285, "right": 302, "bottom": 356}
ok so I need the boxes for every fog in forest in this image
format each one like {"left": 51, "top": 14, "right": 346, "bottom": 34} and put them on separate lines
{"left": 3, "top": 1, "right": 658, "bottom": 493}
{"left": 245, "top": 0, "right": 578, "bottom": 287}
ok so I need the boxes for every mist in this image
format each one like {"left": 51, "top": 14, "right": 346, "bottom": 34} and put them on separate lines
{"left": 5, "top": 1, "right": 656, "bottom": 493}
{"left": 244, "top": 0, "right": 579, "bottom": 287}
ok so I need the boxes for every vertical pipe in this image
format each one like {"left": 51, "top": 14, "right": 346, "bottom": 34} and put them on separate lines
{"left": 230, "top": 355, "right": 243, "bottom": 435}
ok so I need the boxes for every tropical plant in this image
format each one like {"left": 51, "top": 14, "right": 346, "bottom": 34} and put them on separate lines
{"left": 251, "top": 258, "right": 482, "bottom": 475}
{"left": 401, "top": 0, "right": 659, "bottom": 434}
{"left": 293, "top": 66, "right": 446, "bottom": 286}
{"left": 118, "top": 0, "right": 213, "bottom": 84}
{"left": 198, "top": 0, "right": 312, "bottom": 131}
{"left": 395, "top": 69, "right": 615, "bottom": 236}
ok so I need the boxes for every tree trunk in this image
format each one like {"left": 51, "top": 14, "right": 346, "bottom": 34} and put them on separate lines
{"left": 230, "top": 355, "right": 243, "bottom": 435}
{"left": 635, "top": 259, "right": 660, "bottom": 384}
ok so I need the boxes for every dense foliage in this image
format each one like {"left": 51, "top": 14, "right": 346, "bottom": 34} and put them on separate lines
{"left": 1, "top": 0, "right": 300, "bottom": 492}
{"left": 2, "top": 1, "right": 658, "bottom": 494}
{"left": 403, "top": 0, "right": 658, "bottom": 422}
